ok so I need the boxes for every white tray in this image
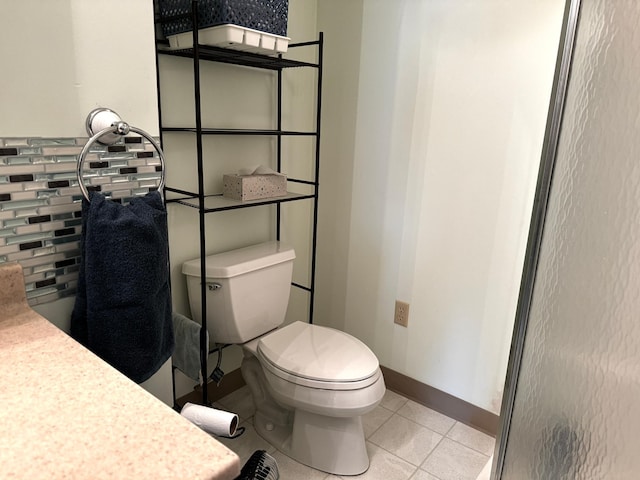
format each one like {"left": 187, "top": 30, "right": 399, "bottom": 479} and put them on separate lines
{"left": 168, "top": 24, "right": 290, "bottom": 55}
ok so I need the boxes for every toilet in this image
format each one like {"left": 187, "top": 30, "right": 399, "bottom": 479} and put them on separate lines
{"left": 182, "top": 241, "right": 385, "bottom": 475}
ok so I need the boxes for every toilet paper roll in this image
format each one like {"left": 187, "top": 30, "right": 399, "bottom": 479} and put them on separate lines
{"left": 180, "top": 402, "right": 239, "bottom": 437}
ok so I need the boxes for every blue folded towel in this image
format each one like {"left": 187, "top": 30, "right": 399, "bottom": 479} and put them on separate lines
{"left": 70, "top": 191, "right": 174, "bottom": 383}
{"left": 172, "top": 312, "right": 208, "bottom": 381}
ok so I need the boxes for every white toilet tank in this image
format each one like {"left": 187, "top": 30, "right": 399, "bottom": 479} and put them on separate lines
{"left": 182, "top": 241, "right": 295, "bottom": 344}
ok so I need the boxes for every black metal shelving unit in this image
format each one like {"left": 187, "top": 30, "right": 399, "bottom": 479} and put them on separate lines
{"left": 154, "top": 2, "right": 323, "bottom": 406}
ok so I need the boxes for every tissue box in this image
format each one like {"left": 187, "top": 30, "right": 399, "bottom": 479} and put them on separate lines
{"left": 222, "top": 173, "right": 287, "bottom": 201}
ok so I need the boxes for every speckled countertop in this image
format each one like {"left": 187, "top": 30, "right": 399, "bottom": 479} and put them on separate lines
{"left": 0, "top": 262, "right": 241, "bottom": 480}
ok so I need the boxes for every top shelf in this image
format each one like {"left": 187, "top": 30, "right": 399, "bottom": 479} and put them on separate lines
{"left": 157, "top": 40, "right": 320, "bottom": 71}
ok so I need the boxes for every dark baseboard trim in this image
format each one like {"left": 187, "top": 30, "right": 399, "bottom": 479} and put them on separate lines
{"left": 175, "top": 368, "right": 246, "bottom": 409}
{"left": 175, "top": 365, "right": 499, "bottom": 437}
{"left": 380, "top": 365, "right": 499, "bottom": 437}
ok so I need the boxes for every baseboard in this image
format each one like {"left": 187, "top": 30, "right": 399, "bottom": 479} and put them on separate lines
{"left": 175, "top": 365, "right": 499, "bottom": 437}
{"left": 175, "top": 367, "right": 246, "bottom": 409}
{"left": 380, "top": 365, "right": 499, "bottom": 437}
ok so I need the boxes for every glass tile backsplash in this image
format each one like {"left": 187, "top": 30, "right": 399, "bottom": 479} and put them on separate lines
{"left": 0, "top": 136, "right": 162, "bottom": 306}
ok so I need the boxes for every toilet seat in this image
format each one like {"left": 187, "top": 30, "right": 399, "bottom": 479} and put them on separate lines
{"left": 256, "top": 321, "right": 380, "bottom": 391}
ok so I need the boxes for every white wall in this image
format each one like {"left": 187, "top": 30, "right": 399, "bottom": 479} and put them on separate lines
{"left": 315, "top": 0, "right": 364, "bottom": 332}
{"left": 0, "top": 0, "right": 158, "bottom": 326}
{"left": 0, "top": 0, "right": 170, "bottom": 405}
{"left": 0, "top": 0, "right": 159, "bottom": 137}
{"left": 3, "top": 0, "right": 564, "bottom": 413}
{"left": 316, "top": 0, "right": 564, "bottom": 413}
{"left": 0, "top": 0, "right": 158, "bottom": 329}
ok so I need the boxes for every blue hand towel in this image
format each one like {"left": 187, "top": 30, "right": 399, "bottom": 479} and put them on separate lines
{"left": 172, "top": 312, "right": 208, "bottom": 381}
{"left": 71, "top": 191, "right": 174, "bottom": 384}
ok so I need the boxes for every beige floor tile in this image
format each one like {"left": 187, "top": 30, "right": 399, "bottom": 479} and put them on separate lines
{"left": 475, "top": 456, "right": 493, "bottom": 480}
{"left": 217, "top": 385, "right": 256, "bottom": 422}
{"left": 397, "top": 400, "right": 456, "bottom": 435}
{"left": 380, "top": 389, "right": 409, "bottom": 412}
{"left": 363, "top": 405, "right": 394, "bottom": 438}
{"left": 212, "top": 385, "right": 495, "bottom": 480}
{"left": 269, "top": 450, "right": 334, "bottom": 480}
{"left": 446, "top": 422, "right": 495, "bottom": 456}
{"left": 336, "top": 442, "right": 417, "bottom": 480}
{"left": 214, "top": 421, "right": 276, "bottom": 466}
{"left": 421, "top": 438, "right": 489, "bottom": 480}
{"left": 410, "top": 469, "right": 441, "bottom": 480}
{"left": 370, "top": 414, "right": 442, "bottom": 466}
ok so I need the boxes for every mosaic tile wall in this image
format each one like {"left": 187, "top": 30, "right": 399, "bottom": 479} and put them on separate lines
{"left": 0, "top": 136, "right": 162, "bottom": 306}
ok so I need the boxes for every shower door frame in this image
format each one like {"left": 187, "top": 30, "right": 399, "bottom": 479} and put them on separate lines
{"left": 491, "top": 0, "right": 583, "bottom": 477}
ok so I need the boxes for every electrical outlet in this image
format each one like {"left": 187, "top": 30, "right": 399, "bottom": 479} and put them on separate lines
{"left": 394, "top": 300, "right": 410, "bottom": 327}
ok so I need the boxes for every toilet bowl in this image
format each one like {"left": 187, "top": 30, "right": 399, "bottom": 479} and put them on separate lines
{"left": 182, "top": 242, "right": 386, "bottom": 475}
{"left": 242, "top": 321, "right": 385, "bottom": 474}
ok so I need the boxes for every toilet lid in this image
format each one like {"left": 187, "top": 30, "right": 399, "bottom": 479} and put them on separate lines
{"left": 257, "top": 321, "right": 379, "bottom": 383}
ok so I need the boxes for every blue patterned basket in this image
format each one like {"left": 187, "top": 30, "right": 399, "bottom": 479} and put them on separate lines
{"left": 159, "top": 0, "right": 288, "bottom": 37}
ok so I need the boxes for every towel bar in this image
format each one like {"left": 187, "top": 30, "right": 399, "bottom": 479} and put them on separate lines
{"left": 77, "top": 108, "right": 166, "bottom": 202}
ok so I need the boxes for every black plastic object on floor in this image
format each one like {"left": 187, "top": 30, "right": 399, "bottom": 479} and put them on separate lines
{"left": 235, "top": 450, "right": 279, "bottom": 480}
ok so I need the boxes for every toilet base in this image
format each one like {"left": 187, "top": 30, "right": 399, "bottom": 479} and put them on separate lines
{"left": 253, "top": 409, "right": 369, "bottom": 476}
{"left": 242, "top": 355, "right": 371, "bottom": 475}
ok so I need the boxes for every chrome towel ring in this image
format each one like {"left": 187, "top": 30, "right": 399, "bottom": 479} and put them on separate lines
{"left": 77, "top": 108, "right": 165, "bottom": 202}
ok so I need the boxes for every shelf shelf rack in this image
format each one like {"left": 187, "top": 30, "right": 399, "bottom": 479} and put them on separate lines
{"left": 154, "top": 1, "right": 323, "bottom": 406}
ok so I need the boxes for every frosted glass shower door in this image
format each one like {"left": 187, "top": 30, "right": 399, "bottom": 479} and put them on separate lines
{"left": 497, "top": 0, "right": 640, "bottom": 478}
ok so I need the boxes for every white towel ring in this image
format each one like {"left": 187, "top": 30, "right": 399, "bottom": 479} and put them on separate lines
{"left": 77, "top": 108, "right": 165, "bottom": 203}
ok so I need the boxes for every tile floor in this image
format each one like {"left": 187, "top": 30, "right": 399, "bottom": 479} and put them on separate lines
{"left": 213, "top": 386, "right": 495, "bottom": 480}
